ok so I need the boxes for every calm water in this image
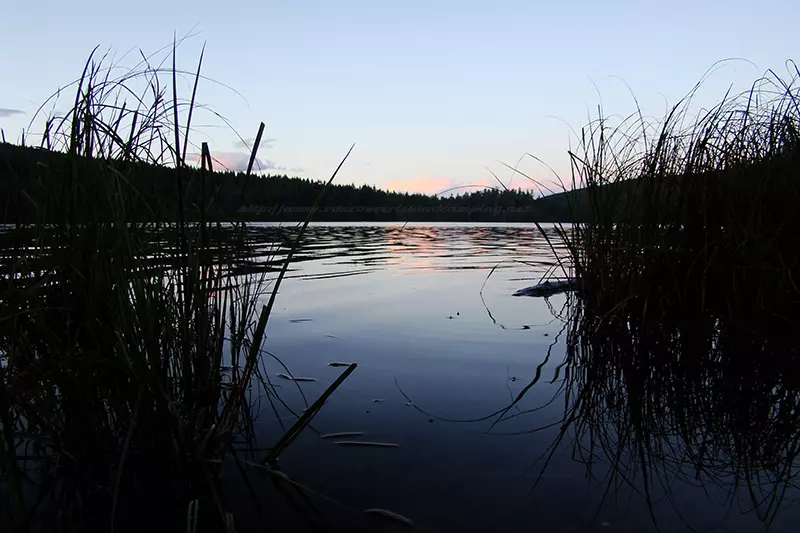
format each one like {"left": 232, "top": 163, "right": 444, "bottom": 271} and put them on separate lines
{"left": 222, "top": 223, "right": 800, "bottom": 533}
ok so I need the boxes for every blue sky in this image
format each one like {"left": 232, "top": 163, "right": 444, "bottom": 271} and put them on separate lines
{"left": 1, "top": 0, "right": 797, "bottom": 194}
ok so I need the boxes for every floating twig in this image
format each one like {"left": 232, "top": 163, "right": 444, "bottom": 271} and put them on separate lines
{"left": 276, "top": 372, "right": 316, "bottom": 382}
{"left": 320, "top": 432, "right": 365, "bottom": 439}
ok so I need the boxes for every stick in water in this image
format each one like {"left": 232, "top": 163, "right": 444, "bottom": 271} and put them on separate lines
{"left": 333, "top": 441, "right": 399, "bottom": 448}
{"left": 276, "top": 372, "right": 316, "bottom": 382}
{"left": 320, "top": 432, "right": 365, "bottom": 439}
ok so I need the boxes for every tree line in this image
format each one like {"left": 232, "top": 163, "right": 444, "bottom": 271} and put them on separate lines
{"left": 0, "top": 142, "right": 575, "bottom": 222}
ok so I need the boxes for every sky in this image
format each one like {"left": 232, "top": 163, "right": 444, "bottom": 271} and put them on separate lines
{"left": 1, "top": 0, "right": 797, "bottom": 195}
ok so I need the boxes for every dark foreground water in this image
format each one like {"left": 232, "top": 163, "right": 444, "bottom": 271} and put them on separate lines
{"left": 220, "top": 223, "right": 800, "bottom": 533}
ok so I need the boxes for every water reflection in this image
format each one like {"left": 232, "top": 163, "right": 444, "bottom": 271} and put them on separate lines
{"left": 243, "top": 222, "right": 568, "bottom": 279}
{"left": 212, "top": 221, "right": 800, "bottom": 532}
{"left": 237, "top": 223, "right": 799, "bottom": 533}
{"left": 512, "top": 282, "right": 800, "bottom": 531}
{"left": 7, "top": 222, "right": 795, "bottom": 532}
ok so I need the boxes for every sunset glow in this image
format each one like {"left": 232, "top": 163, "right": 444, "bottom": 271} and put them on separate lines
{"left": 385, "top": 176, "right": 492, "bottom": 196}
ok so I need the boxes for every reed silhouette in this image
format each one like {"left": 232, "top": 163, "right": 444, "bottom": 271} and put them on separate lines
{"left": 527, "top": 61, "right": 800, "bottom": 530}
{"left": 0, "top": 40, "right": 354, "bottom": 533}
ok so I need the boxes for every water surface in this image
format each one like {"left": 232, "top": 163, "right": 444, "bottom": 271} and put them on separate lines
{"left": 226, "top": 222, "right": 799, "bottom": 533}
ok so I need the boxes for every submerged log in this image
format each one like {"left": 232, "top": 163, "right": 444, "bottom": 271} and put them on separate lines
{"left": 513, "top": 279, "right": 576, "bottom": 297}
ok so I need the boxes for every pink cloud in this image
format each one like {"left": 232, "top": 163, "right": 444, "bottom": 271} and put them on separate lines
{"left": 385, "top": 175, "right": 492, "bottom": 196}
{"left": 188, "top": 151, "right": 301, "bottom": 174}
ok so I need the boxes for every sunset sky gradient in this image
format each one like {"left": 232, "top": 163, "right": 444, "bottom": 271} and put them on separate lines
{"left": 1, "top": 1, "right": 797, "bottom": 194}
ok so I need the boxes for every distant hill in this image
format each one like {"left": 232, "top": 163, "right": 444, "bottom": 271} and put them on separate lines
{"left": 0, "top": 142, "right": 577, "bottom": 223}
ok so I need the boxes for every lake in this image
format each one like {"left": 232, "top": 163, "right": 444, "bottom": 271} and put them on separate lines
{"left": 220, "top": 222, "right": 800, "bottom": 533}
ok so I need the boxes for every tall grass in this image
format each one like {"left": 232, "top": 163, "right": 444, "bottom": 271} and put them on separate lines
{"left": 563, "top": 62, "right": 800, "bottom": 324}
{"left": 527, "top": 63, "right": 800, "bottom": 528}
{"left": 0, "top": 42, "right": 352, "bottom": 532}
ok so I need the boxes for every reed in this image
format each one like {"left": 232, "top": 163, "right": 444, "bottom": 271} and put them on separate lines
{"left": 562, "top": 62, "right": 800, "bottom": 329}
{"left": 0, "top": 41, "right": 352, "bottom": 532}
{"left": 528, "top": 63, "right": 800, "bottom": 528}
